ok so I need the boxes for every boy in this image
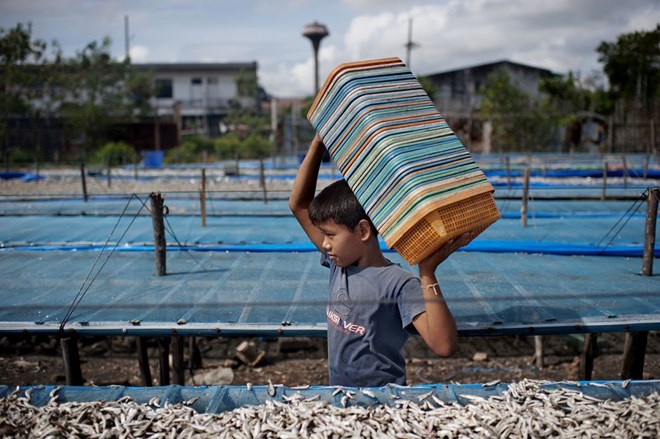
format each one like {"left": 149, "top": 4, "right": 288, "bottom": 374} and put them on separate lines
{"left": 289, "top": 133, "right": 469, "bottom": 387}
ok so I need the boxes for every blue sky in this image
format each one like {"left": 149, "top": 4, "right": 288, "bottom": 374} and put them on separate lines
{"left": 1, "top": 0, "right": 658, "bottom": 98}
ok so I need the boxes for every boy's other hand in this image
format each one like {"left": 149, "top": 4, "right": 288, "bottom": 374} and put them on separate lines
{"left": 418, "top": 231, "right": 473, "bottom": 273}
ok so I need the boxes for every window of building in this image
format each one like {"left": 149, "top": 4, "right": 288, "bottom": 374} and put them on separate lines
{"left": 155, "top": 79, "right": 173, "bottom": 98}
{"left": 191, "top": 77, "right": 203, "bottom": 85}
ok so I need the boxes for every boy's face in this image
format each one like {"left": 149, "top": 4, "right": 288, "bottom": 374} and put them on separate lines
{"left": 317, "top": 219, "right": 364, "bottom": 267}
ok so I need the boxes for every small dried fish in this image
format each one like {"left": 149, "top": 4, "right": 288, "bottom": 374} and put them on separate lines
{"left": 1, "top": 379, "right": 658, "bottom": 438}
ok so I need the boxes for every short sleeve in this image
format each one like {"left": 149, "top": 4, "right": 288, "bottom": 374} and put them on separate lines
{"left": 398, "top": 277, "right": 425, "bottom": 331}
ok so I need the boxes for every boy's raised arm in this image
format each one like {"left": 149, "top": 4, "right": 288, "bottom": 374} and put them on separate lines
{"left": 288, "top": 133, "right": 327, "bottom": 252}
{"left": 412, "top": 232, "right": 473, "bottom": 357}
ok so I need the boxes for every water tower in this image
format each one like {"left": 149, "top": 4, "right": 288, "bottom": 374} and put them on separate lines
{"left": 302, "top": 21, "right": 329, "bottom": 95}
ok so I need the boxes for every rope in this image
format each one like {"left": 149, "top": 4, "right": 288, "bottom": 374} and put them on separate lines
{"left": 133, "top": 193, "right": 218, "bottom": 273}
{"left": 596, "top": 188, "right": 648, "bottom": 251}
{"left": 59, "top": 194, "right": 145, "bottom": 332}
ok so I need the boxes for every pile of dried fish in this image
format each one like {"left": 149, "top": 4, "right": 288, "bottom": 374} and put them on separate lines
{"left": 1, "top": 380, "right": 658, "bottom": 438}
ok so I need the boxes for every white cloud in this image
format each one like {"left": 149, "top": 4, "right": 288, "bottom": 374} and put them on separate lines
{"left": 2, "top": 0, "right": 656, "bottom": 97}
{"left": 129, "top": 45, "right": 149, "bottom": 62}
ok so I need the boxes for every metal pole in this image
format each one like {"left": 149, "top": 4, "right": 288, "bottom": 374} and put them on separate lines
{"left": 150, "top": 192, "right": 166, "bottom": 276}
{"left": 505, "top": 156, "right": 511, "bottom": 190}
{"left": 533, "top": 335, "right": 543, "bottom": 369}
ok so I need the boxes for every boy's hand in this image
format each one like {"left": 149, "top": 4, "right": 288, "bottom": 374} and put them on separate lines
{"left": 418, "top": 231, "right": 473, "bottom": 275}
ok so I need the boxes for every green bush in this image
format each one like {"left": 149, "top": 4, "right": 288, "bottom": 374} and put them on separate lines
{"left": 165, "top": 136, "right": 217, "bottom": 163}
{"left": 214, "top": 133, "right": 242, "bottom": 159}
{"left": 241, "top": 134, "right": 271, "bottom": 159}
{"left": 8, "top": 147, "right": 36, "bottom": 166}
{"left": 164, "top": 134, "right": 272, "bottom": 164}
{"left": 92, "top": 141, "right": 138, "bottom": 166}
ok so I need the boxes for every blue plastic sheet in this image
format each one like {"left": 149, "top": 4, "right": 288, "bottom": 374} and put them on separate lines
{"left": 0, "top": 251, "right": 657, "bottom": 337}
{"left": 1, "top": 381, "right": 658, "bottom": 413}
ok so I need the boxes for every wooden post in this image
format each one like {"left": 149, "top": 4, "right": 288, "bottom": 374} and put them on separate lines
{"left": 107, "top": 165, "right": 112, "bottom": 188}
{"left": 651, "top": 120, "right": 656, "bottom": 158}
{"left": 150, "top": 192, "right": 166, "bottom": 276}
{"left": 134, "top": 159, "right": 138, "bottom": 181}
{"left": 80, "top": 163, "right": 88, "bottom": 202}
{"left": 621, "top": 332, "right": 648, "bottom": 380}
{"left": 136, "top": 337, "right": 152, "bottom": 386}
{"left": 60, "top": 336, "right": 84, "bottom": 386}
{"left": 505, "top": 156, "right": 511, "bottom": 189}
{"left": 157, "top": 337, "right": 170, "bottom": 385}
{"left": 644, "top": 155, "right": 649, "bottom": 179}
{"left": 642, "top": 187, "right": 659, "bottom": 277}
{"left": 601, "top": 161, "right": 608, "bottom": 201}
{"left": 200, "top": 169, "right": 206, "bottom": 227}
{"left": 620, "top": 187, "right": 658, "bottom": 380}
{"left": 259, "top": 158, "right": 265, "bottom": 189}
{"left": 234, "top": 153, "right": 240, "bottom": 177}
{"left": 580, "top": 333, "right": 598, "bottom": 380}
{"left": 259, "top": 158, "right": 268, "bottom": 204}
{"left": 622, "top": 156, "right": 628, "bottom": 188}
{"left": 533, "top": 335, "right": 543, "bottom": 368}
{"left": 154, "top": 109, "right": 161, "bottom": 151}
{"left": 521, "top": 167, "right": 530, "bottom": 227}
{"left": 607, "top": 116, "right": 614, "bottom": 153}
{"left": 189, "top": 337, "right": 202, "bottom": 369}
{"left": 172, "top": 337, "right": 185, "bottom": 385}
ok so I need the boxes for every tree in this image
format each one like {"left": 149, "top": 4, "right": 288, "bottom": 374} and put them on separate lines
{"left": 479, "top": 68, "right": 558, "bottom": 152}
{"left": 53, "top": 37, "right": 134, "bottom": 160}
{"left": 0, "top": 23, "right": 46, "bottom": 168}
{"left": 597, "top": 24, "right": 660, "bottom": 112}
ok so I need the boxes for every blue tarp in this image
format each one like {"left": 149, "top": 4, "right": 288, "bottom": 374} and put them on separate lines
{"left": 0, "top": 171, "right": 44, "bottom": 181}
{"left": 1, "top": 381, "right": 658, "bottom": 412}
{"left": 1, "top": 241, "right": 656, "bottom": 257}
{"left": 143, "top": 151, "right": 164, "bottom": 168}
{"left": 0, "top": 251, "right": 657, "bottom": 337}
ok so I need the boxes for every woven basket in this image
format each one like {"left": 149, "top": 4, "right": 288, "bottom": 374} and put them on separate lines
{"left": 392, "top": 192, "right": 499, "bottom": 265}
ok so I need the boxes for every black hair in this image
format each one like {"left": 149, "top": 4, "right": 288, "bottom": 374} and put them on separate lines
{"left": 309, "top": 179, "right": 378, "bottom": 235}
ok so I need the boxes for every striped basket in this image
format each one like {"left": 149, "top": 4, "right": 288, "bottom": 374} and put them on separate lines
{"left": 307, "top": 57, "right": 499, "bottom": 265}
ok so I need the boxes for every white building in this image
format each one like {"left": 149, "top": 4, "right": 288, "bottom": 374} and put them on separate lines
{"left": 133, "top": 62, "right": 261, "bottom": 137}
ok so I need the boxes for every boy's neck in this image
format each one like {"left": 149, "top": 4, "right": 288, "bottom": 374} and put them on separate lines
{"left": 354, "top": 238, "right": 389, "bottom": 267}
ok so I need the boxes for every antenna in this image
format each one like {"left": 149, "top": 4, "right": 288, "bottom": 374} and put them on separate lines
{"left": 404, "top": 18, "right": 419, "bottom": 68}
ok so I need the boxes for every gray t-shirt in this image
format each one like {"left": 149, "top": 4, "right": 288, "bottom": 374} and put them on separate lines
{"left": 321, "top": 253, "right": 426, "bottom": 387}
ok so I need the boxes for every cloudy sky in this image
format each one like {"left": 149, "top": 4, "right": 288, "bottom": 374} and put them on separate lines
{"left": 1, "top": 0, "right": 658, "bottom": 98}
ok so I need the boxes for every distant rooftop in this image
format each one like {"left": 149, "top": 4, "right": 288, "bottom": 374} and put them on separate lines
{"left": 427, "top": 59, "right": 554, "bottom": 77}
{"left": 132, "top": 61, "right": 258, "bottom": 72}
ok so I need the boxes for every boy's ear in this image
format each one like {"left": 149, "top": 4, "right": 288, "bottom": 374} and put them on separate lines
{"left": 357, "top": 219, "right": 372, "bottom": 241}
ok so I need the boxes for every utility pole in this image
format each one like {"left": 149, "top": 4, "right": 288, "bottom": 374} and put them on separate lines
{"left": 124, "top": 16, "right": 130, "bottom": 61}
